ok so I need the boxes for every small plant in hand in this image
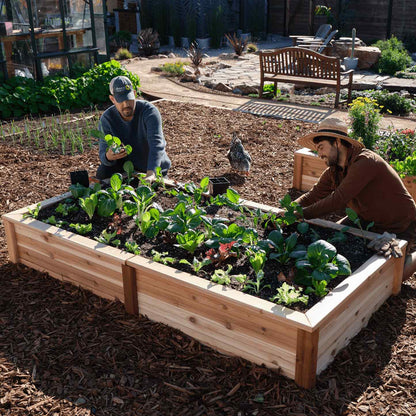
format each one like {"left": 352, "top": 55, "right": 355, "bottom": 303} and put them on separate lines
{"left": 36, "top": 171, "right": 374, "bottom": 310}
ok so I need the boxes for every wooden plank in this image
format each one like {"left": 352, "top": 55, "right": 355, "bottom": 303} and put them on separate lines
{"left": 392, "top": 248, "right": 406, "bottom": 295}
{"left": 3, "top": 218, "right": 18, "bottom": 263}
{"left": 293, "top": 152, "right": 303, "bottom": 189}
{"left": 122, "top": 264, "right": 138, "bottom": 315}
{"left": 16, "top": 233, "right": 125, "bottom": 282}
{"left": 127, "top": 255, "right": 312, "bottom": 330}
{"left": 316, "top": 267, "right": 394, "bottom": 374}
{"left": 136, "top": 270, "right": 302, "bottom": 348}
{"left": 138, "top": 293, "right": 297, "bottom": 378}
{"left": 295, "top": 328, "right": 319, "bottom": 388}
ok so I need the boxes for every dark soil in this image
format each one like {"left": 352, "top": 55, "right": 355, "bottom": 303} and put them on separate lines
{"left": 1, "top": 100, "right": 415, "bottom": 415}
{"left": 36, "top": 186, "right": 374, "bottom": 312}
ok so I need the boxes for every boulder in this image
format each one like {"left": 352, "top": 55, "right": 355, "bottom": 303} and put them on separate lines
{"left": 355, "top": 46, "right": 381, "bottom": 69}
{"left": 213, "top": 82, "right": 233, "bottom": 92}
{"left": 234, "top": 84, "right": 259, "bottom": 95}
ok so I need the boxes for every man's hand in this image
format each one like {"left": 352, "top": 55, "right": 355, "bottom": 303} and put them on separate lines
{"left": 106, "top": 147, "right": 127, "bottom": 161}
{"left": 367, "top": 232, "right": 403, "bottom": 258}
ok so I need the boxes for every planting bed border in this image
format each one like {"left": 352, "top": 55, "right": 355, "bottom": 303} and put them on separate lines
{"left": 293, "top": 147, "right": 416, "bottom": 199}
{"left": 2, "top": 185, "right": 407, "bottom": 388}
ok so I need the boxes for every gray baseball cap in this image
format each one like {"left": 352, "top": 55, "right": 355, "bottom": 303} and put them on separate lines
{"left": 109, "top": 76, "right": 135, "bottom": 103}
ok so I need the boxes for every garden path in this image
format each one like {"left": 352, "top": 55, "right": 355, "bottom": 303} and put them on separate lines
{"left": 124, "top": 54, "right": 416, "bottom": 130}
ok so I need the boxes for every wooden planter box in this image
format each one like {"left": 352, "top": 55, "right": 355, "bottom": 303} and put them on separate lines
{"left": 293, "top": 147, "right": 416, "bottom": 199}
{"left": 2, "top": 194, "right": 407, "bottom": 389}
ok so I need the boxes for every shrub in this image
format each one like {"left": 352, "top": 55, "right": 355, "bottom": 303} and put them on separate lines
{"left": 372, "top": 36, "right": 412, "bottom": 75}
{"left": 138, "top": 28, "right": 160, "bottom": 57}
{"left": 347, "top": 89, "right": 415, "bottom": 115}
{"left": 348, "top": 97, "right": 382, "bottom": 149}
{"left": 111, "top": 30, "right": 132, "bottom": 50}
{"left": 115, "top": 48, "right": 133, "bottom": 60}
{"left": 224, "top": 33, "right": 248, "bottom": 56}
{"left": 160, "top": 61, "right": 185, "bottom": 76}
{"left": 187, "top": 42, "right": 204, "bottom": 74}
{"left": 247, "top": 43, "right": 258, "bottom": 53}
{"left": 374, "top": 128, "right": 416, "bottom": 162}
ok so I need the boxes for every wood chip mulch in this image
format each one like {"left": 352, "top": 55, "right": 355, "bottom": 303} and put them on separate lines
{"left": 0, "top": 100, "right": 415, "bottom": 415}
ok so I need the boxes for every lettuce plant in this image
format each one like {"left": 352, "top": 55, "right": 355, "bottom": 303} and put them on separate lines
{"left": 69, "top": 223, "right": 92, "bottom": 235}
{"left": 151, "top": 250, "right": 176, "bottom": 265}
{"left": 124, "top": 240, "right": 141, "bottom": 255}
{"left": 211, "top": 265, "right": 246, "bottom": 286}
{"left": 270, "top": 283, "right": 309, "bottom": 306}
{"left": 175, "top": 230, "right": 206, "bottom": 254}
{"left": 259, "top": 229, "right": 303, "bottom": 265}
{"left": 179, "top": 257, "right": 211, "bottom": 273}
{"left": 79, "top": 193, "right": 98, "bottom": 220}
{"left": 95, "top": 228, "right": 120, "bottom": 247}
{"left": 23, "top": 203, "right": 41, "bottom": 219}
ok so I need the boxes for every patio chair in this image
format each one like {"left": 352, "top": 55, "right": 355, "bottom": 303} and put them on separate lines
{"left": 289, "top": 24, "right": 332, "bottom": 46}
{"left": 297, "top": 29, "right": 339, "bottom": 54}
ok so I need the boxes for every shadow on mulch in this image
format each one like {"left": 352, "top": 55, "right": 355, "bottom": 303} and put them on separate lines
{"left": 0, "top": 259, "right": 411, "bottom": 415}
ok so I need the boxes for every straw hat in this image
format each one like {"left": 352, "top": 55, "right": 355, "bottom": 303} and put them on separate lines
{"left": 298, "top": 117, "right": 364, "bottom": 150}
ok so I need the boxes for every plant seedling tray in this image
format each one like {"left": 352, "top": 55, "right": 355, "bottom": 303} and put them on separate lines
{"left": 2, "top": 183, "right": 406, "bottom": 388}
{"left": 209, "top": 177, "right": 230, "bottom": 196}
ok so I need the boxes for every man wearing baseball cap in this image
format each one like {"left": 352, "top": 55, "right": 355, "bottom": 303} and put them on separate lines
{"left": 295, "top": 117, "right": 416, "bottom": 279}
{"left": 96, "top": 75, "right": 171, "bottom": 180}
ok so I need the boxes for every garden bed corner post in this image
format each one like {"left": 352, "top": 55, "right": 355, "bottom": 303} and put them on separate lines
{"left": 122, "top": 264, "right": 139, "bottom": 315}
{"left": 295, "top": 328, "right": 319, "bottom": 389}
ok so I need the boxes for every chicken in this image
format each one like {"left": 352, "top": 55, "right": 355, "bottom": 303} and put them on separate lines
{"left": 227, "top": 133, "right": 252, "bottom": 176}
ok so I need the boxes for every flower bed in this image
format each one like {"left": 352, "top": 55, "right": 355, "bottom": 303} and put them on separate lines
{"left": 293, "top": 147, "right": 416, "bottom": 199}
{"left": 2, "top": 178, "right": 407, "bottom": 388}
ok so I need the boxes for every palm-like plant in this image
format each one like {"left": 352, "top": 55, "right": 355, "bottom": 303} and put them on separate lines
{"left": 187, "top": 41, "right": 204, "bottom": 75}
{"left": 225, "top": 33, "right": 248, "bottom": 56}
{"left": 138, "top": 28, "right": 160, "bottom": 57}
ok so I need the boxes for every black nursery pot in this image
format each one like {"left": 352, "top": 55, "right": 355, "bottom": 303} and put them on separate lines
{"left": 70, "top": 170, "right": 89, "bottom": 188}
{"left": 209, "top": 177, "right": 230, "bottom": 196}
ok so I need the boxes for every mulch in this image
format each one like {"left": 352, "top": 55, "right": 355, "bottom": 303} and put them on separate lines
{"left": 0, "top": 100, "right": 415, "bottom": 415}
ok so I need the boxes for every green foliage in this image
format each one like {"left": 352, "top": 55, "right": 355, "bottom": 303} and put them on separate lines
{"left": 175, "top": 229, "right": 206, "bottom": 254}
{"left": 211, "top": 265, "right": 246, "bottom": 286}
{"left": 23, "top": 203, "right": 41, "bottom": 219}
{"left": 160, "top": 61, "right": 185, "bottom": 76}
{"left": 346, "top": 207, "right": 374, "bottom": 233}
{"left": 208, "top": 5, "right": 226, "bottom": 49}
{"left": 69, "top": 222, "right": 92, "bottom": 235}
{"left": 372, "top": 36, "right": 412, "bottom": 75}
{"left": 374, "top": 128, "right": 416, "bottom": 162}
{"left": 115, "top": 48, "right": 133, "bottom": 60}
{"left": 348, "top": 97, "right": 382, "bottom": 149}
{"left": 225, "top": 33, "right": 248, "bottom": 56}
{"left": 390, "top": 152, "right": 416, "bottom": 177}
{"left": 79, "top": 194, "right": 98, "bottom": 220}
{"left": 348, "top": 90, "right": 415, "bottom": 116}
{"left": 124, "top": 240, "right": 141, "bottom": 255}
{"left": 270, "top": 283, "right": 309, "bottom": 306}
{"left": 277, "top": 194, "right": 303, "bottom": 226}
{"left": 295, "top": 239, "right": 351, "bottom": 286}
{"left": 179, "top": 257, "right": 211, "bottom": 273}
{"left": 95, "top": 228, "right": 120, "bottom": 247}
{"left": 0, "top": 60, "right": 140, "bottom": 119}
{"left": 111, "top": 31, "right": 132, "bottom": 49}
{"left": 247, "top": 43, "right": 258, "bottom": 53}
{"left": 262, "top": 83, "right": 281, "bottom": 98}
{"left": 151, "top": 250, "right": 176, "bottom": 265}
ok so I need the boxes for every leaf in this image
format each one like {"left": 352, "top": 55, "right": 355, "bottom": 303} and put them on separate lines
{"left": 335, "top": 254, "right": 352, "bottom": 275}
{"left": 346, "top": 207, "right": 358, "bottom": 222}
{"left": 110, "top": 173, "right": 123, "bottom": 192}
{"left": 297, "top": 221, "right": 309, "bottom": 234}
{"left": 226, "top": 188, "right": 240, "bottom": 203}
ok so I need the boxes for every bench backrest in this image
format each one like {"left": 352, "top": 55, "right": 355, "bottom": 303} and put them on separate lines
{"left": 259, "top": 47, "right": 340, "bottom": 80}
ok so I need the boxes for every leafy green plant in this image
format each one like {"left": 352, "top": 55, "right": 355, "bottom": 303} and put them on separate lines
{"left": 95, "top": 228, "right": 121, "bottom": 247}
{"left": 79, "top": 194, "right": 98, "bottom": 220}
{"left": 23, "top": 203, "right": 41, "bottom": 219}
{"left": 55, "top": 202, "right": 78, "bottom": 217}
{"left": 345, "top": 207, "right": 374, "bottom": 234}
{"left": 259, "top": 229, "right": 301, "bottom": 265}
{"left": 179, "top": 257, "right": 211, "bottom": 273}
{"left": 305, "top": 279, "right": 329, "bottom": 297}
{"left": 247, "top": 43, "right": 258, "bottom": 53}
{"left": 277, "top": 194, "right": 303, "bottom": 226}
{"left": 151, "top": 250, "right": 176, "bottom": 265}
{"left": 262, "top": 83, "right": 281, "bottom": 98}
{"left": 348, "top": 97, "right": 382, "bottom": 149}
{"left": 123, "top": 185, "right": 156, "bottom": 221}
{"left": 270, "top": 283, "right": 309, "bottom": 306}
{"left": 175, "top": 230, "right": 206, "bottom": 254}
{"left": 205, "top": 241, "right": 237, "bottom": 265}
{"left": 374, "top": 128, "right": 416, "bottom": 162}
{"left": 45, "top": 216, "right": 67, "bottom": 227}
{"left": 294, "top": 240, "right": 351, "bottom": 286}
{"left": 390, "top": 152, "right": 416, "bottom": 177}
{"left": 211, "top": 265, "right": 246, "bottom": 286}
{"left": 124, "top": 240, "right": 141, "bottom": 255}
{"left": 69, "top": 222, "right": 92, "bottom": 235}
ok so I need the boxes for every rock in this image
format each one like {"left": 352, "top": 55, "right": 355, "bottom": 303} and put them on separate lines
{"left": 168, "top": 52, "right": 176, "bottom": 58}
{"left": 218, "top": 52, "right": 236, "bottom": 60}
{"left": 315, "top": 87, "right": 334, "bottom": 95}
{"left": 355, "top": 46, "right": 381, "bottom": 69}
{"left": 204, "top": 80, "right": 215, "bottom": 89}
{"left": 148, "top": 55, "right": 161, "bottom": 59}
{"left": 213, "top": 82, "right": 233, "bottom": 92}
{"left": 75, "top": 397, "right": 87, "bottom": 406}
{"left": 158, "top": 54, "right": 168, "bottom": 59}
{"left": 234, "top": 84, "right": 259, "bottom": 95}
{"left": 232, "top": 88, "right": 242, "bottom": 94}
{"left": 151, "top": 66, "right": 163, "bottom": 72}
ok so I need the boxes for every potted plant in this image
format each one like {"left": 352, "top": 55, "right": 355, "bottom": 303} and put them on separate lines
{"left": 343, "top": 28, "right": 359, "bottom": 70}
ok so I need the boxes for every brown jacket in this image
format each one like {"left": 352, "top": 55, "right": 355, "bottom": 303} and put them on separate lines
{"left": 296, "top": 147, "right": 416, "bottom": 234}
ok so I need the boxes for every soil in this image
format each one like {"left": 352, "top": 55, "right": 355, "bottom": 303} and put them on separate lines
{"left": 1, "top": 100, "right": 415, "bottom": 415}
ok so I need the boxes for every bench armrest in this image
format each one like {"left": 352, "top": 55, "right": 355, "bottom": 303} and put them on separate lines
{"left": 340, "top": 69, "right": 354, "bottom": 75}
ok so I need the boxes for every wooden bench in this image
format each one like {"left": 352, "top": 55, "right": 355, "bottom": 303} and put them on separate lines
{"left": 259, "top": 47, "right": 354, "bottom": 108}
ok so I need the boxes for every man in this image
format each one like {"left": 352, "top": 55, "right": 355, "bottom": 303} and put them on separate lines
{"left": 96, "top": 75, "right": 171, "bottom": 181}
{"left": 295, "top": 117, "right": 416, "bottom": 279}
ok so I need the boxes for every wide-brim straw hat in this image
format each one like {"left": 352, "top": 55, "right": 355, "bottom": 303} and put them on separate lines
{"left": 298, "top": 117, "right": 364, "bottom": 150}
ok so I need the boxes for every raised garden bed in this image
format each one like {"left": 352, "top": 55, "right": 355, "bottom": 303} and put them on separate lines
{"left": 2, "top": 182, "right": 407, "bottom": 389}
{"left": 293, "top": 147, "right": 416, "bottom": 199}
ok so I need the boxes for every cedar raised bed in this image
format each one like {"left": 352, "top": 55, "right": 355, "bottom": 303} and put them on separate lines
{"left": 2, "top": 191, "right": 407, "bottom": 389}
{"left": 293, "top": 147, "right": 416, "bottom": 199}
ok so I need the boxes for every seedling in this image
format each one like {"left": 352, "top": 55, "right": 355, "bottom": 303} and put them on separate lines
{"left": 179, "top": 257, "right": 211, "bottom": 273}
{"left": 211, "top": 265, "right": 246, "bottom": 286}
{"left": 23, "top": 203, "right": 41, "bottom": 219}
{"left": 124, "top": 241, "right": 141, "bottom": 255}
{"left": 95, "top": 228, "right": 120, "bottom": 247}
{"left": 69, "top": 223, "right": 92, "bottom": 235}
{"left": 151, "top": 250, "right": 176, "bottom": 265}
{"left": 270, "top": 282, "right": 309, "bottom": 306}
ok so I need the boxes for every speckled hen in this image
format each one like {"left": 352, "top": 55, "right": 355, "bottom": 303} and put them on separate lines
{"left": 227, "top": 133, "right": 252, "bottom": 176}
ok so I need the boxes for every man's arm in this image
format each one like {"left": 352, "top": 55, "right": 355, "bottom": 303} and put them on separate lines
{"left": 142, "top": 105, "right": 167, "bottom": 173}
{"left": 301, "top": 156, "right": 377, "bottom": 219}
